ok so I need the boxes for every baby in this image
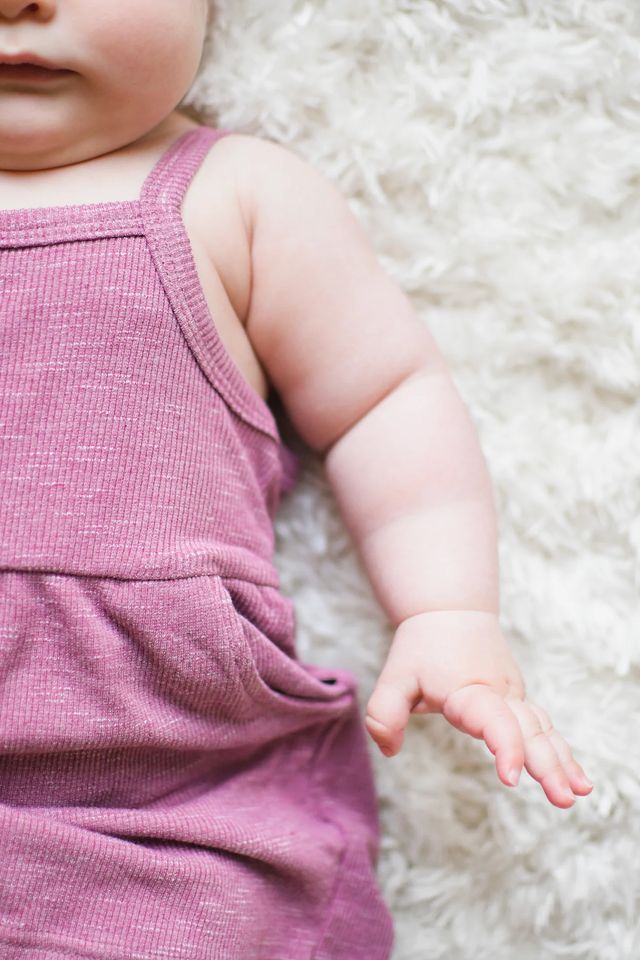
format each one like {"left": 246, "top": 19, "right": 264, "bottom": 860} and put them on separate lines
{"left": 0, "top": 2, "right": 593, "bottom": 959}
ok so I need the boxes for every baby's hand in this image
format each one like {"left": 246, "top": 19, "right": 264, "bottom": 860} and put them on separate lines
{"left": 364, "top": 610, "right": 593, "bottom": 809}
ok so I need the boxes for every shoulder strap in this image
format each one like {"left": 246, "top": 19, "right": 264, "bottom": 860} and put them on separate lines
{"left": 138, "top": 126, "right": 282, "bottom": 443}
{"left": 139, "top": 125, "right": 226, "bottom": 211}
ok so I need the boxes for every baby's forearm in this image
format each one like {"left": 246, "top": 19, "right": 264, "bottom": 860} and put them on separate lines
{"left": 323, "top": 369, "right": 500, "bottom": 628}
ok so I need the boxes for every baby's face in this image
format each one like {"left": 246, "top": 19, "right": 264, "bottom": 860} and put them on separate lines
{"left": 0, "top": 0, "right": 208, "bottom": 170}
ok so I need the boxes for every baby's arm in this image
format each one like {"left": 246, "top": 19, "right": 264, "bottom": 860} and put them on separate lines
{"left": 233, "top": 135, "right": 593, "bottom": 809}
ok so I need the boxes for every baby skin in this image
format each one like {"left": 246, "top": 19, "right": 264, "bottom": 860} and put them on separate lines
{"left": 0, "top": 0, "right": 593, "bottom": 812}
{"left": 237, "top": 140, "right": 593, "bottom": 810}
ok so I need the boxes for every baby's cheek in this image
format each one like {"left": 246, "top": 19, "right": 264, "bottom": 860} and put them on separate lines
{"left": 83, "top": 0, "right": 205, "bottom": 105}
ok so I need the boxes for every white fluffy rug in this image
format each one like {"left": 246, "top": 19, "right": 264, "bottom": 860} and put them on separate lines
{"left": 183, "top": 3, "right": 640, "bottom": 958}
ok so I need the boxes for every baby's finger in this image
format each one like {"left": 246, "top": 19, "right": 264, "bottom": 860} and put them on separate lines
{"left": 365, "top": 677, "right": 420, "bottom": 756}
{"left": 442, "top": 685, "right": 524, "bottom": 788}
{"left": 528, "top": 702, "right": 593, "bottom": 796}
{"left": 507, "top": 698, "right": 577, "bottom": 808}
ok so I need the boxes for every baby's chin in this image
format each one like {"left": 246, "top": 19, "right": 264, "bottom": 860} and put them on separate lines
{"left": 0, "top": 107, "right": 188, "bottom": 173}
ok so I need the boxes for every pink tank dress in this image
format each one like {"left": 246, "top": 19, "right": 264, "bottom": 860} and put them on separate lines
{"left": 0, "top": 125, "right": 395, "bottom": 960}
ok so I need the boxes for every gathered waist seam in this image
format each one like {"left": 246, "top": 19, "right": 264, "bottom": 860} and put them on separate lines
{"left": 0, "top": 566, "right": 280, "bottom": 589}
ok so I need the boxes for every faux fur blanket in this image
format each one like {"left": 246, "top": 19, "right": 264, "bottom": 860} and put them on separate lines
{"left": 184, "top": 3, "right": 639, "bottom": 957}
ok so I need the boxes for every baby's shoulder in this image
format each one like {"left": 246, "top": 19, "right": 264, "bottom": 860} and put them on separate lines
{"left": 207, "top": 129, "right": 315, "bottom": 179}
{"left": 188, "top": 127, "right": 344, "bottom": 321}
{"left": 203, "top": 129, "right": 346, "bottom": 238}
{"left": 196, "top": 129, "right": 307, "bottom": 196}
{"left": 186, "top": 128, "right": 318, "bottom": 253}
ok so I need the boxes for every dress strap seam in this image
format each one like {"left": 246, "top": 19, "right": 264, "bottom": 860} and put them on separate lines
{"left": 0, "top": 567, "right": 281, "bottom": 587}
{"left": 139, "top": 128, "right": 204, "bottom": 210}
{"left": 0, "top": 216, "right": 144, "bottom": 249}
{"left": 138, "top": 126, "right": 282, "bottom": 442}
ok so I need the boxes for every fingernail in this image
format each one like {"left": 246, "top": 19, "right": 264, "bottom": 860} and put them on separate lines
{"left": 507, "top": 768, "right": 520, "bottom": 786}
{"left": 580, "top": 773, "right": 593, "bottom": 788}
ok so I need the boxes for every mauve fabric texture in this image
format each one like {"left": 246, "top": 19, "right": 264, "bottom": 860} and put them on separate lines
{"left": 0, "top": 126, "right": 395, "bottom": 959}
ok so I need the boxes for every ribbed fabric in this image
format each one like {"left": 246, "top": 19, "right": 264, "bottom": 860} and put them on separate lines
{"left": 0, "top": 126, "right": 394, "bottom": 959}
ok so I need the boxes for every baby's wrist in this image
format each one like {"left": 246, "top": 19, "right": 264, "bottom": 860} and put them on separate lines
{"left": 397, "top": 607, "right": 500, "bottom": 629}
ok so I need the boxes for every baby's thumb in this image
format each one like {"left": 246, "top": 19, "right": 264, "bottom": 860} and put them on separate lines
{"left": 365, "top": 667, "right": 421, "bottom": 757}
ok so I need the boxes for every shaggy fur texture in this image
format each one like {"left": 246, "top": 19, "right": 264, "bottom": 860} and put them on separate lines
{"left": 181, "top": 3, "right": 640, "bottom": 957}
